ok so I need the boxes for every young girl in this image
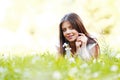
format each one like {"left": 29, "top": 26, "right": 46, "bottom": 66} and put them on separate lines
{"left": 57, "top": 13, "right": 100, "bottom": 61}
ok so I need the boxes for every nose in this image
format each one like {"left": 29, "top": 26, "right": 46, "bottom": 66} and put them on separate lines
{"left": 66, "top": 29, "right": 71, "bottom": 34}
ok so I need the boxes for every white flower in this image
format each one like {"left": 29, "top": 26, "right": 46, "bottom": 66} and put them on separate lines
{"left": 110, "top": 65, "right": 118, "bottom": 72}
{"left": 85, "top": 69, "right": 91, "bottom": 74}
{"left": 52, "top": 71, "right": 61, "bottom": 80}
{"left": 80, "top": 63, "right": 88, "bottom": 68}
{"left": 68, "top": 67, "right": 78, "bottom": 76}
{"left": 68, "top": 57, "right": 75, "bottom": 63}
{"left": 65, "top": 47, "right": 71, "bottom": 51}
{"left": 97, "top": 59, "right": 102, "bottom": 63}
{"left": 23, "top": 69, "right": 31, "bottom": 77}
{"left": 63, "top": 43, "right": 68, "bottom": 47}
{"left": 14, "top": 68, "right": 21, "bottom": 73}
{"left": 101, "top": 62, "right": 105, "bottom": 66}
{"left": 92, "top": 72, "right": 100, "bottom": 78}
{"left": 63, "top": 43, "right": 72, "bottom": 59}
{"left": 31, "top": 51, "right": 36, "bottom": 55}
{"left": 115, "top": 54, "right": 120, "bottom": 59}
{"left": 0, "top": 67, "right": 7, "bottom": 73}
{"left": 31, "top": 56, "right": 40, "bottom": 64}
{"left": 93, "top": 59, "right": 97, "bottom": 63}
{"left": 2, "top": 53, "right": 8, "bottom": 60}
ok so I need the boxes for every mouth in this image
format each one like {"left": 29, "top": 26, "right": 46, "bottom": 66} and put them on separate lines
{"left": 67, "top": 35, "right": 73, "bottom": 40}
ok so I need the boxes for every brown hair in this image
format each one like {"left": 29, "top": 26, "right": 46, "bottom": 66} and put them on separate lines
{"left": 59, "top": 13, "right": 98, "bottom": 56}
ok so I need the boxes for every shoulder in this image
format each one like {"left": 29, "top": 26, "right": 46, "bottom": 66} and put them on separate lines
{"left": 87, "top": 33, "right": 99, "bottom": 46}
{"left": 88, "top": 33, "right": 99, "bottom": 42}
{"left": 87, "top": 33, "right": 100, "bottom": 59}
{"left": 87, "top": 34, "right": 99, "bottom": 49}
{"left": 89, "top": 34, "right": 97, "bottom": 40}
{"left": 87, "top": 43, "right": 97, "bottom": 50}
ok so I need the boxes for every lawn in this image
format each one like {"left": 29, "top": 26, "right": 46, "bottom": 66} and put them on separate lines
{"left": 0, "top": 48, "right": 120, "bottom": 80}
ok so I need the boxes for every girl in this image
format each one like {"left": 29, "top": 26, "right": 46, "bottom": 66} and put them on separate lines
{"left": 57, "top": 13, "right": 100, "bottom": 61}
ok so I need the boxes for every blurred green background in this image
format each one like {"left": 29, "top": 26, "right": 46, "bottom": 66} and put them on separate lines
{"left": 0, "top": 0, "right": 120, "bottom": 53}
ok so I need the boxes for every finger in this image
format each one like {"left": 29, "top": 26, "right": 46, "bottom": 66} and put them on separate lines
{"left": 75, "top": 41, "right": 82, "bottom": 47}
{"left": 76, "top": 39, "right": 81, "bottom": 42}
{"left": 79, "top": 33, "right": 85, "bottom": 36}
{"left": 76, "top": 38, "right": 82, "bottom": 42}
{"left": 76, "top": 36, "right": 81, "bottom": 40}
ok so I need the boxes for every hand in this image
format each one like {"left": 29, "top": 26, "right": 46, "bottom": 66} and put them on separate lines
{"left": 75, "top": 33, "right": 88, "bottom": 49}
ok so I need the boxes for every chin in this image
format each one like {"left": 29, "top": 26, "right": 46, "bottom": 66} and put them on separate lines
{"left": 68, "top": 39, "right": 76, "bottom": 42}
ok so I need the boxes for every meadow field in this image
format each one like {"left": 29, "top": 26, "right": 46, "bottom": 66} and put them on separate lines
{"left": 0, "top": 45, "right": 120, "bottom": 80}
{"left": 0, "top": 0, "right": 120, "bottom": 80}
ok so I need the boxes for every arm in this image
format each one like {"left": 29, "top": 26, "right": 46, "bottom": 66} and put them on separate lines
{"left": 76, "top": 46, "right": 91, "bottom": 61}
{"left": 75, "top": 33, "right": 91, "bottom": 61}
{"left": 89, "top": 43, "right": 100, "bottom": 59}
{"left": 75, "top": 33, "right": 100, "bottom": 61}
{"left": 76, "top": 43, "right": 99, "bottom": 61}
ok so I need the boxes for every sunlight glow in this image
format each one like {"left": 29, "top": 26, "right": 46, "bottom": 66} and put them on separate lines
{"left": 0, "top": 0, "right": 120, "bottom": 55}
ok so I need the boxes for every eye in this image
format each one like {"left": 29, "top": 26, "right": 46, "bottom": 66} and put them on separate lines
{"left": 62, "top": 28, "right": 66, "bottom": 32}
{"left": 69, "top": 26, "right": 74, "bottom": 30}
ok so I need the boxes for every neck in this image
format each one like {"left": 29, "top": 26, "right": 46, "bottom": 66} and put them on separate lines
{"left": 69, "top": 42, "right": 76, "bottom": 54}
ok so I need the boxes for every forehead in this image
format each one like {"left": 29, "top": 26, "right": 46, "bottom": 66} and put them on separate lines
{"left": 62, "top": 21, "right": 71, "bottom": 28}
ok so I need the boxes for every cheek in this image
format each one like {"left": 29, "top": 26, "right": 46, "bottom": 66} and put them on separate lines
{"left": 75, "top": 34, "right": 79, "bottom": 39}
{"left": 63, "top": 32, "right": 66, "bottom": 36}
{"left": 74, "top": 32, "right": 79, "bottom": 39}
{"left": 63, "top": 32, "right": 67, "bottom": 38}
{"left": 74, "top": 30, "right": 79, "bottom": 36}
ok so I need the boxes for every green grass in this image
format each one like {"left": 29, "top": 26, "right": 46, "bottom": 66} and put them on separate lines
{"left": 0, "top": 50, "right": 120, "bottom": 80}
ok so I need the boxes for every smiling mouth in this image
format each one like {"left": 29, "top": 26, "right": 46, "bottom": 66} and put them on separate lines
{"left": 67, "top": 35, "right": 73, "bottom": 40}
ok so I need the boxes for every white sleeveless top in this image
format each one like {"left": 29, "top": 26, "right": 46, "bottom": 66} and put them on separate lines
{"left": 55, "top": 35, "right": 98, "bottom": 60}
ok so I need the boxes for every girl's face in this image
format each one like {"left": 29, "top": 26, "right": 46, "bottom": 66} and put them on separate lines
{"left": 62, "top": 21, "right": 79, "bottom": 42}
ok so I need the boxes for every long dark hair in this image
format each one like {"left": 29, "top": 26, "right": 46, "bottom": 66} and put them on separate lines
{"left": 59, "top": 13, "right": 97, "bottom": 56}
